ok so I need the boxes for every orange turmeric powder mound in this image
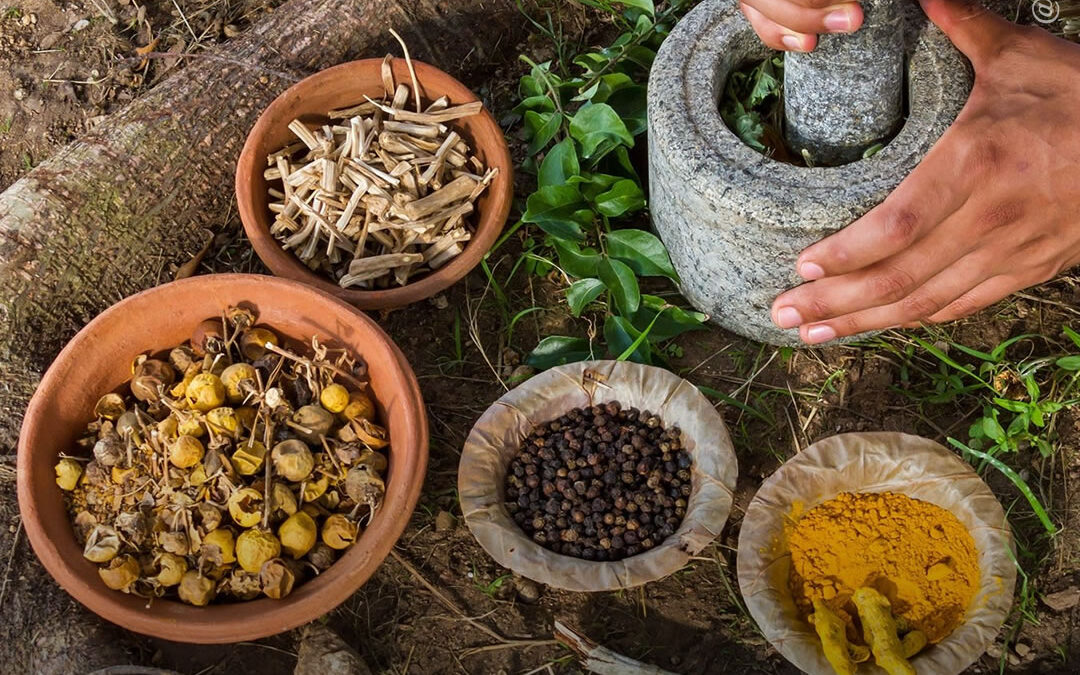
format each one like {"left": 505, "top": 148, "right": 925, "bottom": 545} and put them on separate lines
{"left": 788, "top": 491, "right": 979, "bottom": 645}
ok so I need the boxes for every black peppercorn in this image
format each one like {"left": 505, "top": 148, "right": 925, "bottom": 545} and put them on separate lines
{"left": 505, "top": 401, "right": 693, "bottom": 562}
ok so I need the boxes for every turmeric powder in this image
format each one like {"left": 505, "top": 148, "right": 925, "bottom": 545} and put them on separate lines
{"left": 788, "top": 492, "right": 979, "bottom": 649}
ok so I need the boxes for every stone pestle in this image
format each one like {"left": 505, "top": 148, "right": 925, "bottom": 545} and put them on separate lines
{"left": 784, "top": 0, "right": 906, "bottom": 165}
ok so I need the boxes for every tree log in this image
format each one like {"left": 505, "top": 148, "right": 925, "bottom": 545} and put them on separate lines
{"left": 0, "top": 0, "right": 523, "bottom": 450}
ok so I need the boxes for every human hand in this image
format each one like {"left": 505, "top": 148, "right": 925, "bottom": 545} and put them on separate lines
{"left": 738, "top": 0, "right": 864, "bottom": 52}
{"left": 771, "top": 0, "right": 1080, "bottom": 344}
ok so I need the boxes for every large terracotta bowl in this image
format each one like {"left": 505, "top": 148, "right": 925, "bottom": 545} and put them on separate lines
{"left": 236, "top": 58, "right": 514, "bottom": 309}
{"left": 17, "top": 274, "right": 428, "bottom": 643}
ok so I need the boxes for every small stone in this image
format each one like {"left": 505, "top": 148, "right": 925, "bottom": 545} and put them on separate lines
{"left": 429, "top": 294, "right": 449, "bottom": 310}
{"left": 1042, "top": 586, "right": 1080, "bottom": 612}
{"left": 72, "top": 19, "right": 90, "bottom": 32}
{"left": 434, "top": 510, "right": 456, "bottom": 532}
{"left": 19, "top": 13, "right": 30, "bottom": 25}
{"left": 13, "top": 88, "right": 25, "bottom": 101}
{"left": 515, "top": 577, "right": 541, "bottom": 604}
{"left": 1014, "top": 643, "right": 1031, "bottom": 658}
{"left": 223, "top": 23, "right": 241, "bottom": 38}
{"left": 985, "top": 644, "right": 1003, "bottom": 659}
{"left": 1007, "top": 652, "right": 1020, "bottom": 666}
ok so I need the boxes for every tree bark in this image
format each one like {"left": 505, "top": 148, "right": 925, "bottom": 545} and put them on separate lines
{"left": 0, "top": 0, "right": 523, "bottom": 450}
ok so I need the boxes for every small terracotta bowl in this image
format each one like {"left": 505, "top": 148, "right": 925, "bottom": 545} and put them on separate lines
{"left": 17, "top": 274, "right": 428, "bottom": 643}
{"left": 236, "top": 58, "right": 514, "bottom": 309}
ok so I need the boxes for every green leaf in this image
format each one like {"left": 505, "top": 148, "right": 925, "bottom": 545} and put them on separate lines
{"left": 604, "top": 84, "right": 648, "bottom": 136}
{"left": 524, "top": 111, "right": 563, "bottom": 156}
{"left": 522, "top": 185, "right": 592, "bottom": 240}
{"left": 993, "top": 397, "right": 1029, "bottom": 413}
{"left": 1056, "top": 355, "right": 1080, "bottom": 371}
{"left": 982, "top": 416, "right": 1006, "bottom": 443}
{"left": 519, "top": 75, "right": 545, "bottom": 99}
{"left": 1065, "top": 326, "right": 1080, "bottom": 350}
{"left": 569, "top": 172, "right": 621, "bottom": 202}
{"left": 618, "top": 0, "right": 655, "bottom": 16}
{"left": 631, "top": 295, "right": 707, "bottom": 341}
{"left": 589, "top": 73, "right": 635, "bottom": 104}
{"left": 569, "top": 103, "right": 634, "bottom": 159}
{"left": 567, "top": 278, "right": 606, "bottom": 317}
{"left": 512, "top": 95, "right": 555, "bottom": 115}
{"left": 747, "top": 58, "right": 780, "bottom": 108}
{"left": 622, "top": 45, "right": 656, "bottom": 69}
{"left": 948, "top": 437, "right": 1057, "bottom": 535}
{"left": 525, "top": 336, "right": 594, "bottom": 369}
{"left": 604, "top": 315, "right": 651, "bottom": 364}
{"left": 552, "top": 240, "right": 602, "bottom": 278}
{"left": 537, "top": 138, "right": 580, "bottom": 189}
{"left": 594, "top": 179, "right": 645, "bottom": 217}
{"left": 598, "top": 258, "right": 640, "bottom": 316}
{"left": 605, "top": 229, "right": 679, "bottom": 281}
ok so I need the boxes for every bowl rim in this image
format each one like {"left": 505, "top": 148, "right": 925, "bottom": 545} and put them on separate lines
{"left": 16, "top": 274, "right": 429, "bottom": 643}
{"left": 235, "top": 57, "right": 514, "bottom": 309}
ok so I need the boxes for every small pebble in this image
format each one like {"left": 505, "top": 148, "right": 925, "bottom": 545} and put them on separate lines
{"left": 1014, "top": 643, "right": 1031, "bottom": 658}
{"left": 515, "top": 577, "right": 541, "bottom": 604}
{"left": 13, "top": 88, "right": 25, "bottom": 101}
{"left": 72, "top": 18, "right": 89, "bottom": 31}
{"left": 434, "top": 510, "right": 456, "bottom": 532}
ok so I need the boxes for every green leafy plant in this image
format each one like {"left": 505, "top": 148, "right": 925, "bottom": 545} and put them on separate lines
{"left": 506, "top": 0, "right": 705, "bottom": 369}
{"left": 882, "top": 328, "right": 1080, "bottom": 535}
{"left": 719, "top": 55, "right": 783, "bottom": 153}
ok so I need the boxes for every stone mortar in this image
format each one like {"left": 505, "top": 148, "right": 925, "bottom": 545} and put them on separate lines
{"left": 648, "top": 0, "right": 973, "bottom": 346}
{"left": 785, "top": 0, "right": 905, "bottom": 164}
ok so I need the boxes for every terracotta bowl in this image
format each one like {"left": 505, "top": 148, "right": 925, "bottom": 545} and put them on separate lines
{"left": 17, "top": 274, "right": 428, "bottom": 643}
{"left": 236, "top": 58, "right": 514, "bottom": 309}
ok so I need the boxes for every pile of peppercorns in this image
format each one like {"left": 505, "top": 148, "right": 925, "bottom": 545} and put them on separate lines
{"left": 505, "top": 400, "right": 693, "bottom": 561}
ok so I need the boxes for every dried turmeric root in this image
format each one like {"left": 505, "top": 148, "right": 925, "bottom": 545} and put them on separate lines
{"left": 853, "top": 587, "right": 927, "bottom": 675}
{"left": 809, "top": 599, "right": 870, "bottom": 675}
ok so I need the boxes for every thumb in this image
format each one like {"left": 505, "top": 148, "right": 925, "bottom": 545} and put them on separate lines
{"left": 918, "top": 0, "right": 1018, "bottom": 66}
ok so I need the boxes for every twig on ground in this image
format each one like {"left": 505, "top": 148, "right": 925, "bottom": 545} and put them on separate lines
{"left": 0, "top": 519, "right": 22, "bottom": 607}
{"left": 554, "top": 621, "right": 675, "bottom": 674}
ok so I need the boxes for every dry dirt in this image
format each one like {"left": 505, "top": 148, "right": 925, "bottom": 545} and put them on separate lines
{"left": 2, "top": 1, "right": 1080, "bottom": 674}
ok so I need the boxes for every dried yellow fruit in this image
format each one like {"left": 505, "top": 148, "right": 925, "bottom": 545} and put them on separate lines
{"left": 228, "top": 487, "right": 265, "bottom": 528}
{"left": 307, "top": 542, "right": 337, "bottom": 571}
{"left": 271, "top": 482, "right": 298, "bottom": 518}
{"left": 170, "top": 435, "right": 205, "bottom": 469}
{"left": 54, "top": 458, "right": 83, "bottom": 491}
{"left": 185, "top": 373, "right": 226, "bottom": 412}
{"left": 278, "top": 511, "right": 317, "bottom": 558}
{"left": 321, "top": 513, "right": 358, "bottom": 550}
{"left": 272, "top": 439, "right": 315, "bottom": 482}
{"left": 241, "top": 327, "right": 279, "bottom": 361}
{"left": 202, "top": 528, "right": 237, "bottom": 565}
{"left": 231, "top": 440, "right": 268, "bottom": 476}
{"left": 205, "top": 407, "right": 240, "bottom": 437}
{"left": 154, "top": 552, "right": 188, "bottom": 587}
{"left": 352, "top": 418, "right": 389, "bottom": 449}
{"left": 220, "top": 363, "right": 259, "bottom": 404}
{"left": 236, "top": 528, "right": 282, "bottom": 574}
{"left": 302, "top": 474, "right": 330, "bottom": 502}
{"left": 220, "top": 570, "right": 262, "bottom": 600}
{"left": 83, "top": 525, "right": 121, "bottom": 563}
{"left": 131, "top": 359, "right": 176, "bottom": 402}
{"left": 98, "top": 555, "right": 140, "bottom": 591}
{"left": 292, "top": 405, "right": 334, "bottom": 444}
{"left": 157, "top": 414, "right": 179, "bottom": 440}
{"left": 94, "top": 393, "right": 126, "bottom": 420}
{"left": 178, "top": 570, "right": 216, "bottom": 606}
{"left": 340, "top": 390, "right": 376, "bottom": 422}
{"left": 177, "top": 415, "right": 205, "bottom": 438}
{"left": 319, "top": 384, "right": 350, "bottom": 414}
{"left": 259, "top": 558, "right": 296, "bottom": 599}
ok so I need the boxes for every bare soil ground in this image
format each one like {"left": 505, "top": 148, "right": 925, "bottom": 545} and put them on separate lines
{"left": 2, "top": 2, "right": 1080, "bottom": 674}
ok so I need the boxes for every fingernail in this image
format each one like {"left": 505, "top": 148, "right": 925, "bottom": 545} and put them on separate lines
{"left": 775, "top": 306, "right": 803, "bottom": 329}
{"left": 798, "top": 261, "right": 826, "bottom": 280}
{"left": 824, "top": 10, "right": 854, "bottom": 32}
{"left": 781, "top": 34, "right": 803, "bottom": 51}
{"left": 805, "top": 324, "right": 837, "bottom": 344}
